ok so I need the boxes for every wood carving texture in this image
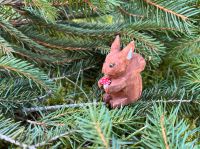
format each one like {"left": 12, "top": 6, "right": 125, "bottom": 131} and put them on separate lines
{"left": 98, "top": 36, "right": 146, "bottom": 108}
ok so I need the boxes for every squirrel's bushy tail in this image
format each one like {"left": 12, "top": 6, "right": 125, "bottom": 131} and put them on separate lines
{"left": 133, "top": 54, "right": 146, "bottom": 73}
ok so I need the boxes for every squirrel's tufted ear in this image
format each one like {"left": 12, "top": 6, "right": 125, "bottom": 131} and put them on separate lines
{"left": 120, "top": 41, "right": 135, "bottom": 60}
{"left": 110, "top": 35, "right": 121, "bottom": 53}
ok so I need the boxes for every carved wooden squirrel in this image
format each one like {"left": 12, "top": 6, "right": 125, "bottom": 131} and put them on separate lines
{"left": 98, "top": 35, "right": 146, "bottom": 108}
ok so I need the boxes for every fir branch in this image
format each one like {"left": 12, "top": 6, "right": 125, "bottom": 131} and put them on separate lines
{"left": 83, "top": 0, "right": 97, "bottom": 11}
{"left": 117, "top": 6, "right": 144, "bottom": 18}
{"left": 0, "top": 35, "right": 14, "bottom": 55}
{"left": 0, "top": 114, "right": 29, "bottom": 148}
{"left": 50, "top": 65, "right": 95, "bottom": 81}
{"left": 19, "top": 28, "right": 109, "bottom": 51}
{"left": 13, "top": 45, "right": 88, "bottom": 64}
{"left": 13, "top": 46, "right": 58, "bottom": 64}
{"left": 10, "top": 19, "right": 29, "bottom": 27}
{"left": 22, "top": 100, "right": 200, "bottom": 113}
{"left": 143, "top": 0, "right": 188, "bottom": 21}
{"left": 123, "top": 31, "right": 166, "bottom": 66}
{"left": 0, "top": 0, "right": 68, "bottom": 6}
{"left": 29, "top": 90, "right": 52, "bottom": 102}
{"left": 141, "top": 80, "right": 200, "bottom": 101}
{"left": 134, "top": 0, "right": 200, "bottom": 32}
{"left": 0, "top": 0, "right": 21, "bottom": 5}
{"left": 16, "top": 9, "right": 123, "bottom": 37}
{"left": 125, "top": 21, "right": 179, "bottom": 32}
{"left": 77, "top": 105, "right": 111, "bottom": 148}
{"left": 26, "top": 119, "right": 65, "bottom": 126}
{"left": 0, "top": 78, "right": 41, "bottom": 108}
{"left": 23, "top": 102, "right": 99, "bottom": 112}
{"left": 0, "top": 134, "right": 36, "bottom": 149}
{"left": 182, "top": 71, "right": 200, "bottom": 91}
{"left": 95, "top": 122, "right": 109, "bottom": 149}
{"left": 2, "top": 0, "right": 58, "bottom": 22}
{"left": 29, "top": 130, "right": 76, "bottom": 148}
{"left": 142, "top": 104, "right": 200, "bottom": 148}
{"left": 174, "top": 55, "right": 200, "bottom": 72}
{"left": 174, "top": 35, "right": 200, "bottom": 53}
{"left": 0, "top": 17, "right": 52, "bottom": 53}
{"left": 32, "top": 38, "right": 88, "bottom": 51}
{"left": 153, "top": 100, "right": 200, "bottom": 104}
{"left": 160, "top": 115, "right": 169, "bottom": 149}
{"left": 0, "top": 1, "right": 199, "bottom": 148}
{"left": 0, "top": 133, "right": 34, "bottom": 149}
{"left": 0, "top": 112, "right": 76, "bottom": 148}
{"left": 0, "top": 56, "right": 54, "bottom": 91}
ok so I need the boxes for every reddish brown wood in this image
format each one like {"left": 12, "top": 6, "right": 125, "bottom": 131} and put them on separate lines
{"left": 98, "top": 35, "right": 146, "bottom": 108}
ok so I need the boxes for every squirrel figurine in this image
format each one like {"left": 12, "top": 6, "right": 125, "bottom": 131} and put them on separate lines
{"left": 98, "top": 35, "right": 146, "bottom": 108}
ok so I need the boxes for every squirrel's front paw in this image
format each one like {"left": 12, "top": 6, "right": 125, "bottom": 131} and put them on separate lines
{"left": 98, "top": 80, "right": 103, "bottom": 88}
{"left": 104, "top": 85, "right": 111, "bottom": 93}
{"left": 103, "top": 85, "right": 112, "bottom": 94}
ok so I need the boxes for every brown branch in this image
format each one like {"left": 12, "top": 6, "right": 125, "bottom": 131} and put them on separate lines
{"left": 10, "top": 19, "right": 29, "bottom": 27}
{"left": 22, "top": 100, "right": 199, "bottom": 113}
{"left": 52, "top": 109, "right": 83, "bottom": 119}
{"left": 15, "top": 48, "right": 86, "bottom": 64}
{"left": 0, "top": 0, "right": 22, "bottom": 6}
{"left": 23, "top": 102, "right": 100, "bottom": 112}
{"left": 155, "top": 27, "right": 175, "bottom": 31}
{"left": 95, "top": 122, "right": 109, "bottom": 149}
{"left": 27, "top": 120, "right": 65, "bottom": 126}
{"left": 27, "top": 120, "right": 47, "bottom": 126}
{"left": 51, "top": 1, "right": 69, "bottom": 7}
{"left": 160, "top": 115, "right": 170, "bottom": 149}
{"left": 33, "top": 39, "right": 88, "bottom": 51}
{"left": 14, "top": 51, "right": 46, "bottom": 63}
{"left": 143, "top": 0, "right": 188, "bottom": 21}
{"left": 128, "top": 33, "right": 158, "bottom": 50}
{"left": 0, "top": 134, "right": 33, "bottom": 149}
{"left": 32, "top": 38, "right": 108, "bottom": 53}
{"left": 29, "top": 130, "right": 76, "bottom": 148}
{"left": 0, "top": 64, "right": 49, "bottom": 91}
{"left": 52, "top": 57, "right": 85, "bottom": 64}
{"left": 83, "top": 0, "right": 97, "bottom": 11}
{"left": 118, "top": 6, "right": 144, "bottom": 18}
{"left": 2, "top": 0, "right": 69, "bottom": 7}
{"left": 50, "top": 65, "right": 95, "bottom": 81}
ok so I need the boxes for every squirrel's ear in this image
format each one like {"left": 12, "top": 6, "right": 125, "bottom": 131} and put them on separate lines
{"left": 110, "top": 35, "right": 120, "bottom": 53}
{"left": 120, "top": 41, "right": 135, "bottom": 60}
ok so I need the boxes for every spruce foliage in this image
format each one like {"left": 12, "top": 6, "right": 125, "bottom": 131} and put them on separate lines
{"left": 0, "top": 0, "right": 199, "bottom": 148}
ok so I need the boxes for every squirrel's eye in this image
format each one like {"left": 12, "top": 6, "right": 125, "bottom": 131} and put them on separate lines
{"left": 109, "top": 63, "right": 115, "bottom": 68}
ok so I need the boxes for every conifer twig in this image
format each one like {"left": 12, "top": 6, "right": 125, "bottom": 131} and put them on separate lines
{"left": 118, "top": 6, "right": 144, "bottom": 18}
{"left": 0, "top": 133, "right": 34, "bottom": 149}
{"left": 83, "top": 0, "right": 97, "bottom": 11}
{"left": 29, "top": 130, "right": 76, "bottom": 148}
{"left": 26, "top": 119, "right": 65, "bottom": 126}
{"left": 1, "top": 0, "right": 68, "bottom": 7}
{"left": 50, "top": 65, "right": 95, "bottom": 81}
{"left": 33, "top": 39, "right": 88, "bottom": 51}
{"left": 22, "top": 100, "right": 199, "bottom": 113}
{"left": 143, "top": 0, "right": 188, "bottom": 21}
{"left": 23, "top": 102, "right": 99, "bottom": 112}
{"left": 95, "top": 122, "right": 109, "bottom": 149}
{"left": 160, "top": 115, "right": 170, "bottom": 149}
{"left": 30, "top": 90, "right": 52, "bottom": 101}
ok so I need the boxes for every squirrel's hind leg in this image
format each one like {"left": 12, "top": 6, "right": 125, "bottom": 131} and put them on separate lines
{"left": 109, "top": 97, "right": 128, "bottom": 108}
